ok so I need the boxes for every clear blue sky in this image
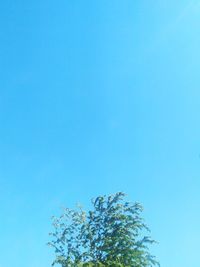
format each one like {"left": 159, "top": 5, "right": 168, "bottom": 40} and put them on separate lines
{"left": 0, "top": 0, "right": 200, "bottom": 266}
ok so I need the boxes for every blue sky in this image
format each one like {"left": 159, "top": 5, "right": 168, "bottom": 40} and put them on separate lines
{"left": 1, "top": 0, "right": 200, "bottom": 266}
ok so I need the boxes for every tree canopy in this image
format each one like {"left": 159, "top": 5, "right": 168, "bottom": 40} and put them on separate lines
{"left": 48, "top": 192, "right": 159, "bottom": 267}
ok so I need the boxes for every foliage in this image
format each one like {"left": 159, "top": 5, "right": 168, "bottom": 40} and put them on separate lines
{"left": 48, "top": 192, "right": 159, "bottom": 267}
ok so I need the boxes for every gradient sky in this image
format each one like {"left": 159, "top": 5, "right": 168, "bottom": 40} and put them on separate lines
{"left": 1, "top": 1, "right": 200, "bottom": 266}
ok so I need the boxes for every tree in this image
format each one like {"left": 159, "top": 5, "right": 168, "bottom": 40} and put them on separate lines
{"left": 48, "top": 192, "right": 159, "bottom": 267}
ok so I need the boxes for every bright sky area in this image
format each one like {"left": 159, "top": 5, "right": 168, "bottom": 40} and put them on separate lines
{"left": 0, "top": 0, "right": 200, "bottom": 266}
